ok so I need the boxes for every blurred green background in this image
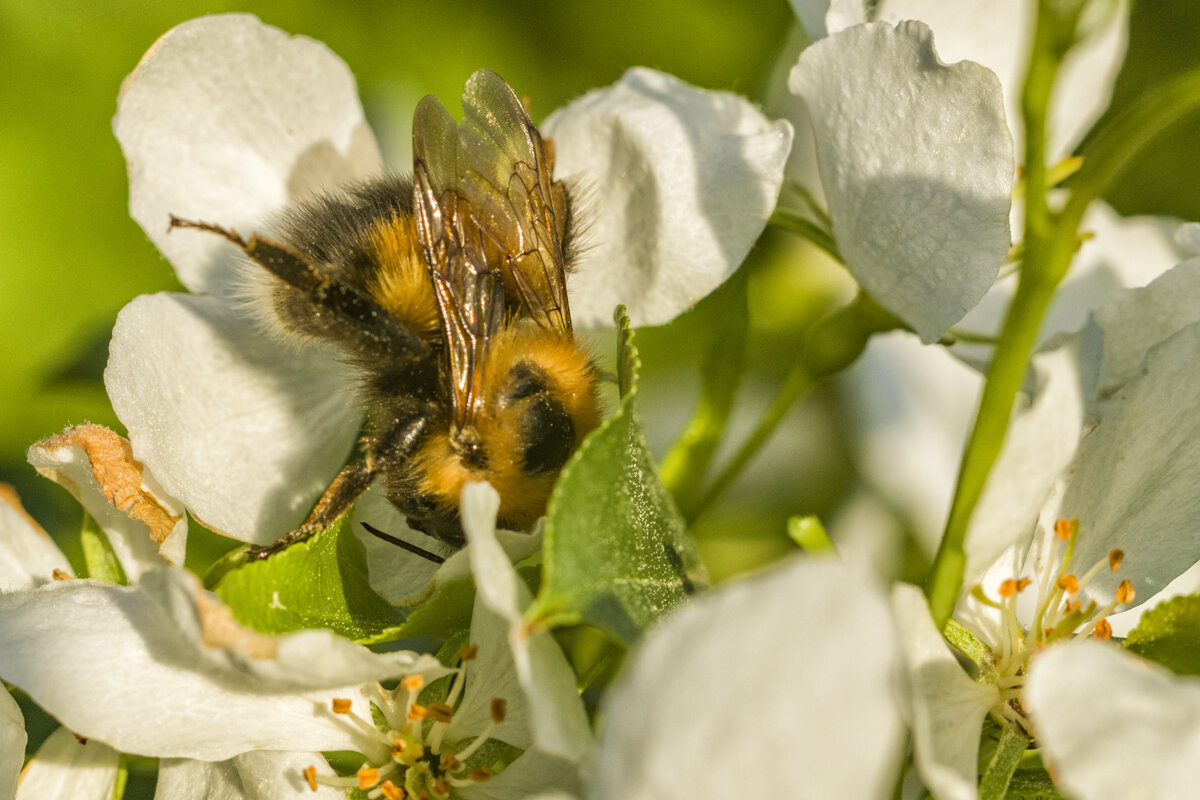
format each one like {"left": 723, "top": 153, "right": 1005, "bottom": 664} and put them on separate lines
{"left": 1, "top": 1, "right": 1199, "bottom": 795}
{"left": 1, "top": 0, "right": 1198, "bottom": 584}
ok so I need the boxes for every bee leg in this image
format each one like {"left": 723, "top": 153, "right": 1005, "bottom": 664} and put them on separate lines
{"left": 168, "top": 215, "right": 427, "bottom": 356}
{"left": 248, "top": 458, "right": 377, "bottom": 560}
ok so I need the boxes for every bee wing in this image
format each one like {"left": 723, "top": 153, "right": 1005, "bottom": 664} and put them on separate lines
{"left": 413, "top": 96, "right": 506, "bottom": 427}
{"left": 431, "top": 69, "right": 573, "bottom": 335}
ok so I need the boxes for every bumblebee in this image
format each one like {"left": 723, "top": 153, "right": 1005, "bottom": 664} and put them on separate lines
{"left": 171, "top": 70, "right": 602, "bottom": 548}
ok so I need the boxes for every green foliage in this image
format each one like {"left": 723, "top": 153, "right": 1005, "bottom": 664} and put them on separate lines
{"left": 1124, "top": 594, "right": 1200, "bottom": 676}
{"left": 211, "top": 516, "right": 406, "bottom": 642}
{"left": 529, "top": 308, "right": 705, "bottom": 644}
{"left": 79, "top": 512, "right": 126, "bottom": 585}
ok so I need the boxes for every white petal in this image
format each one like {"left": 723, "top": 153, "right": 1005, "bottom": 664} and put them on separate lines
{"left": 0, "top": 487, "right": 72, "bottom": 592}
{"left": 593, "top": 556, "right": 904, "bottom": 800}
{"left": 955, "top": 203, "right": 1183, "bottom": 367}
{"left": 0, "top": 569, "right": 438, "bottom": 759}
{"left": 0, "top": 689, "right": 24, "bottom": 800}
{"left": 842, "top": 333, "right": 982, "bottom": 553}
{"left": 1041, "top": 323, "right": 1200, "bottom": 608}
{"left": 966, "top": 329, "right": 1099, "bottom": 585}
{"left": 892, "top": 584, "right": 998, "bottom": 800}
{"left": 115, "top": 14, "right": 381, "bottom": 295}
{"left": 458, "top": 749, "right": 583, "bottom": 800}
{"left": 1027, "top": 642, "right": 1200, "bottom": 800}
{"left": 789, "top": 0, "right": 868, "bottom": 38}
{"left": 543, "top": 68, "right": 792, "bottom": 328}
{"left": 876, "top": 0, "right": 1128, "bottom": 160}
{"left": 1094, "top": 257, "right": 1200, "bottom": 398}
{"left": 105, "top": 293, "right": 361, "bottom": 543}
{"left": 1178, "top": 222, "right": 1200, "bottom": 256}
{"left": 456, "top": 483, "right": 592, "bottom": 762}
{"left": 789, "top": 21, "right": 1013, "bottom": 342}
{"left": 155, "top": 753, "right": 344, "bottom": 800}
{"left": 27, "top": 425, "right": 187, "bottom": 580}
{"left": 348, "top": 484, "right": 449, "bottom": 604}
{"left": 16, "top": 727, "right": 119, "bottom": 800}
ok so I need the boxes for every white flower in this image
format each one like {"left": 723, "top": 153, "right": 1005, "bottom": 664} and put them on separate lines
{"left": 895, "top": 249, "right": 1200, "bottom": 798}
{"left": 588, "top": 555, "right": 905, "bottom": 800}
{"left": 1026, "top": 642, "right": 1200, "bottom": 800}
{"left": 106, "top": 13, "right": 793, "bottom": 547}
{"left": 783, "top": 16, "right": 1015, "bottom": 342}
{"left": 0, "top": 476, "right": 591, "bottom": 800}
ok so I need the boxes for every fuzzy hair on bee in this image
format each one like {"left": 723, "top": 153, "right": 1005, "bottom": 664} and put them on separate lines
{"left": 169, "top": 69, "right": 603, "bottom": 550}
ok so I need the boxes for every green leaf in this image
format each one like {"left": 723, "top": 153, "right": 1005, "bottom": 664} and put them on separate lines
{"left": 1123, "top": 593, "right": 1200, "bottom": 676}
{"left": 529, "top": 306, "right": 705, "bottom": 644}
{"left": 368, "top": 578, "right": 477, "bottom": 644}
{"left": 80, "top": 512, "right": 126, "bottom": 585}
{"left": 211, "top": 516, "right": 407, "bottom": 642}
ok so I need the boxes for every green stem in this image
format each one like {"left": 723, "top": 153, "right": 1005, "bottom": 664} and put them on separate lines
{"left": 661, "top": 277, "right": 750, "bottom": 512}
{"left": 1064, "top": 64, "right": 1200, "bottom": 232}
{"left": 687, "top": 293, "right": 901, "bottom": 521}
{"left": 687, "top": 359, "right": 813, "bottom": 521}
{"left": 924, "top": 0, "right": 1082, "bottom": 627}
{"left": 979, "top": 725, "right": 1031, "bottom": 800}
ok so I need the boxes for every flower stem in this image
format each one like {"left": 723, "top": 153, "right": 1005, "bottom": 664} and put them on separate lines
{"left": 924, "top": 0, "right": 1085, "bottom": 627}
{"left": 685, "top": 292, "right": 900, "bottom": 521}
{"left": 979, "top": 724, "right": 1031, "bottom": 800}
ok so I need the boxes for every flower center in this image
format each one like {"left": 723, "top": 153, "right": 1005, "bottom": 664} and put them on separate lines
{"left": 302, "top": 646, "right": 507, "bottom": 799}
{"left": 968, "top": 517, "right": 1135, "bottom": 734}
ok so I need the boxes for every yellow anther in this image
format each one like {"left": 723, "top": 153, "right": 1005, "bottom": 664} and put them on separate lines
{"left": 999, "top": 578, "right": 1018, "bottom": 598}
{"left": 491, "top": 698, "right": 507, "bottom": 724}
{"left": 408, "top": 704, "right": 429, "bottom": 721}
{"left": 460, "top": 645, "right": 479, "bottom": 662}
{"left": 428, "top": 702, "right": 454, "bottom": 723}
{"left": 390, "top": 739, "right": 407, "bottom": 758}
{"left": 357, "top": 766, "right": 381, "bottom": 790}
{"left": 1054, "top": 518, "right": 1077, "bottom": 541}
{"left": 302, "top": 765, "right": 318, "bottom": 792}
{"left": 468, "top": 767, "right": 494, "bottom": 782}
{"left": 1109, "top": 550, "right": 1125, "bottom": 572}
{"left": 439, "top": 753, "right": 462, "bottom": 773}
{"left": 1093, "top": 619, "right": 1113, "bottom": 640}
{"left": 1016, "top": 577, "right": 1032, "bottom": 593}
{"left": 52, "top": 569, "right": 72, "bottom": 581}
{"left": 331, "top": 698, "right": 352, "bottom": 714}
{"left": 1116, "top": 579, "right": 1135, "bottom": 605}
{"left": 380, "top": 780, "right": 406, "bottom": 800}
{"left": 402, "top": 675, "right": 425, "bottom": 692}
{"left": 434, "top": 776, "right": 452, "bottom": 795}
{"left": 1057, "top": 574, "right": 1079, "bottom": 595}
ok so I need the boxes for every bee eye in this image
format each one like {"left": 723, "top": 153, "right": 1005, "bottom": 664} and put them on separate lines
{"left": 521, "top": 396, "right": 576, "bottom": 474}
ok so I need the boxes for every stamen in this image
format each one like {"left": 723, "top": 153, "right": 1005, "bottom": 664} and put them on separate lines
{"left": 491, "top": 698, "right": 507, "bottom": 724}
{"left": 303, "top": 765, "right": 318, "bottom": 791}
{"left": 999, "top": 578, "right": 1019, "bottom": 598}
{"left": 379, "top": 780, "right": 405, "bottom": 800}
{"left": 468, "top": 767, "right": 494, "bottom": 782}
{"left": 1093, "top": 619, "right": 1112, "bottom": 640}
{"left": 1053, "top": 518, "right": 1075, "bottom": 541}
{"left": 408, "top": 704, "right": 429, "bottom": 721}
{"left": 460, "top": 645, "right": 479, "bottom": 661}
{"left": 440, "top": 754, "right": 462, "bottom": 773}
{"left": 427, "top": 702, "right": 454, "bottom": 724}
{"left": 332, "top": 698, "right": 353, "bottom": 714}
{"left": 1116, "top": 580, "right": 1135, "bottom": 605}
{"left": 358, "top": 766, "right": 381, "bottom": 790}
{"left": 52, "top": 569, "right": 72, "bottom": 581}
{"left": 1109, "top": 550, "right": 1124, "bottom": 572}
{"left": 402, "top": 675, "right": 425, "bottom": 693}
{"left": 1056, "top": 574, "right": 1079, "bottom": 595}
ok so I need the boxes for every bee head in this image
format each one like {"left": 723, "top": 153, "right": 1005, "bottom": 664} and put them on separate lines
{"left": 406, "top": 326, "right": 601, "bottom": 540}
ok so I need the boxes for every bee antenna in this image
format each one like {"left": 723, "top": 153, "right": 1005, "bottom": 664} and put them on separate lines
{"left": 662, "top": 542, "right": 695, "bottom": 596}
{"left": 360, "top": 522, "right": 446, "bottom": 564}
